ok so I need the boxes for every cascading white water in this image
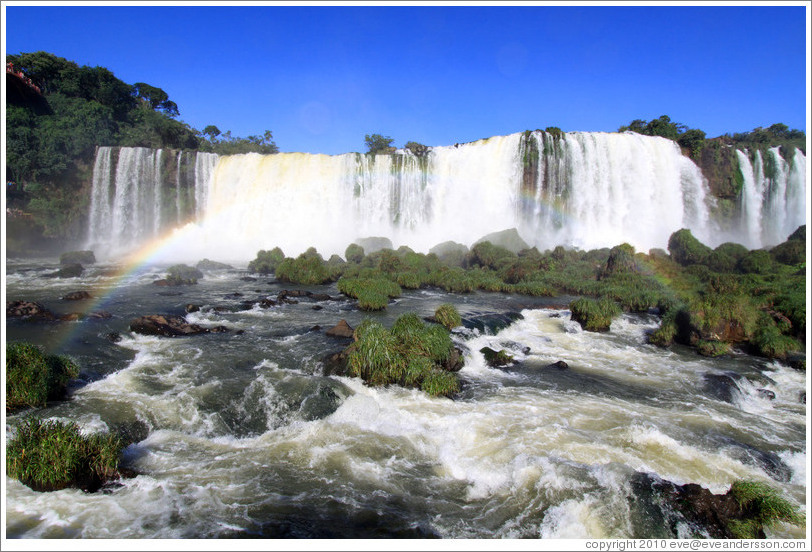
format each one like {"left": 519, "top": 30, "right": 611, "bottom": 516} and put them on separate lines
{"left": 737, "top": 147, "right": 807, "bottom": 248}
{"left": 87, "top": 132, "right": 806, "bottom": 263}
{"left": 523, "top": 131, "right": 713, "bottom": 253}
{"left": 86, "top": 147, "right": 219, "bottom": 258}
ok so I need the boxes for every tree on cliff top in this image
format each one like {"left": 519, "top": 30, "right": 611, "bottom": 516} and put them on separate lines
{"left": 365, "top": 134, "right": 396, "bottom": 155}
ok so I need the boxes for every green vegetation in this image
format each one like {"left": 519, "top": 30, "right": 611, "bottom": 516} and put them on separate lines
{"left": 668, "top": 228, "right": 712, "bottom": 266}
{"left": 6, "top": 51, "right": 278, "bottom": 243}
{"left": 434, "top": 304, "right": 462, "bottom": 330}
{"left": 727, "top": 480, "right": 805, "bottom": 539}
{"left": 6, "top": 417, "right": 123, "bottom": 492}
{"left": 6, "top": 342, "right": 79, "bottom": 412}
{"left": 248, "top": 247, "right": 286, "bottom": 274}
{"left": 338, "top": 277, "right": 402, "bottom": 311}
{"left": 347, "top": 315, "right": 460, "bottom": 397}
{"left": 165, "top": 264, "right": 203, "bottom": 285}
{"left": 569, "top": 297, "right": 622, "bottom": 332}
{"left": 364, "top": 133, "right": 395, "bottom": 155}
{"left": 275, "top": 249, "right": 332, "bottom": 285}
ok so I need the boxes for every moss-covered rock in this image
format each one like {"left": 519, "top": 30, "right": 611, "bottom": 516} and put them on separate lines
{"left": 59, "top": 250, "right": 95, "bottom": 265}
{"left": 569, "top": 297, "right": 621, "bottom": 332}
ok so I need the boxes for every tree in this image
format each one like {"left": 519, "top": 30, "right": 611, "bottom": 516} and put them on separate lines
{"left": 203, "top": 125, "right": 222, "bottom": 141}
{"left": 132, "top": 82, "right": 169, "bottom": 110}
{"left": 365, "top": 133, "right": 395, "bottom": 155}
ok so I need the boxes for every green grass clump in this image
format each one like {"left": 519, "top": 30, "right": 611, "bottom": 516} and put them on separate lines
{"left": 434, "top": 304, "right": 462, "bottom": 330}
{"left": 668, "top": 228, "right": 712, "bottom": 266}
{"left": 275, "top": 251, "right": 332, "bottom": 285}
{"left": 6, "top": 342, "right": 79, "bottom": 412}
{"left": 338, "top": 277, "right": 402, "bottom": 311}
{"left": 429, "top": 267, "right": 475, "bottom": 293}
{"left": 347, "top": 314, "right": 460, "bottom": 397}
{"left": 750, "top": 323, "right": 800, "bottom": 360}
{"left": 166, "top": 264, "right": 203, "bottom": 285}
{"left": 6, "top": 417, "right": 124, "bottom": 492}
{"left": 727, "top": 480, "right": 805, "bottom": 538}
{"left": 345, "top": 243, "right": 365, "bottom": 263}
{"left": 248, "top": 247, "right": 286, "bottom": 274}
{"left": 569, "top": 297, "right": 622, "bottom": 332}
{"left": 696, "top": 339, "right": 730, "bottom": 357}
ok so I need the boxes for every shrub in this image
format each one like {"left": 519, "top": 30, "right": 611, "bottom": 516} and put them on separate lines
{"left": 276, "top": 252, "right": 332, "bottom": 285}
{"left": 434, "top": 304, "right": 462, "bottom": 330}
{"left": 750, "top": 323, "right": 800, "bottom": 359}
{"left": 569, "top": 297, "right": 621, "bottom": 332}
{"left": 247, "top": 247, "right": 285, "bottom": 274}
{"left": 727, "top": 480, "right": 805, "bottom": 539}
{"left": 770, "top": 239, "right": 805, "bottom": 266}
{"left": 347, "top": 314, "right": 461, "bottom": 397}
{"left": 6, "top": 417, "right": 123, "bottom": 492}
{"left": 738, "top": 250, "right": 774, "bottom": 274}
{"left": 668, "top": 228, "right": 712, "bottom": 266}
{"left": 466, "top": 241, "right": 516, "bottom": 270}
{"left": 649, "top": 316, "right": 677, "bottom": 347}
{"left": 345, "top": 243, "right": 365, "bottom": 263}
{"left": 598, "top": 243, "right": 638, "bottom": 279}
{"left": 166, "top": 264, "right": 203, "bottom": 285}
{"left": 6, "top": 342, "right": 79, "bottom": 411}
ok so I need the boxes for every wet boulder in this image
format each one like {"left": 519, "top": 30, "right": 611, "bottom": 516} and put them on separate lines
{"left": 130, "top": 315, "right": 229, "bottom": 337}
{"left": 480, "top": 346, "right": 514, "bottom": 368}
{"left": 326, "top": 319, "right": 354, "bottom": 338}
{"left": 6, "top": 300, "right": 55, "bottom": 320}
{"left": 196, "top": 258, "right": 233, "bottom": 271}
{"left": 547, "top": 360, "right": 569, "bottom": 370}
{"left": 62, "top": 290, "right": 92, "bottom": 301}
{"left": 443, "top": 347, "right": 465, "bottom": 372}
{"left": 60, "top": 250, "right": 95, "bottom": 265}
{"left": 45, "top": 264, "right": 84, "bottom": 278}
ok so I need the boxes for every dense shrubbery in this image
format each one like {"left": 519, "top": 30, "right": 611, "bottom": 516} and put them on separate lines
{"left": 248, "top": 247, "right": 286, "bottom": 274}
{"left": 569, "top": 297, "right": 622, "bottom": 332}
{"left": 7, "top": 417, "right": 123, "bottom": 492}
{"left": 434, "top": 304, "right": 462, "bottom": 330}
{"left": 347, "top": 315, "right": 460, "bottom": 397}
{"left": 338, "top": 277, "right": 402, "bottom": 311}
{"left": 275, "top": 249, "right": 332, "bottom": 285}
{"left": 165, "top": 264, "right": 203, "bottom": 285}
{"left": 6, "top": 342, "right": 79, "bottom": 411}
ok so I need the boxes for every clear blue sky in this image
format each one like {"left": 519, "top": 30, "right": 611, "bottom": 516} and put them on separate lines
{"left": 3, "top": 2, "right": 809, "bottom": 155}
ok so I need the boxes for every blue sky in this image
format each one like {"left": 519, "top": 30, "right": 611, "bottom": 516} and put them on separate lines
{"left": 3, "top": 2, "right": 809, "bottom": 155}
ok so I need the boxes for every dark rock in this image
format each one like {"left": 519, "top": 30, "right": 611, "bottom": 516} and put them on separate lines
{"left": 240, "top": 276, "right": 257, "bottom": 282}
{"left": 757, "top": 388, "right": 776, "bottom": 401}
{"left": 60, "top": 313, "right": 81, "bottom": 321}
{"left": 6, "top": 300, "right": 55, "bottom": 320}
{"left": 463, "top": 311, "right": 524, "bottom": 334}
{"left": 800, "top": 392, "right": 806, "bottom": 405}
{"left": 322, "top": 349, "right": 351, "bottom": 377}
{"left": 786, "top": 353, "right": 805, "bottom": 371}
{"left": 153, "top": 279, "right": 170, "bottom": 286}
{"left": 312, "top": 305, "right": 323, "bottom": 311}
{"left": 443, "top": 347, "right": 465, "bottom": 372}
{"left": 87, "top": 311, "right": 112, "bottom": 319}
{"left": 196, "top": 259, "right": 233, "bottom": 271}
{"left": 703, "top": 372, "right": 744, "bottom": 404}
{"left": 632, "top": 473, "right": 747, "bottom": 538}
{"left": 326, "top": 319, "right": 354, "bottom": 338}
{"left": 157, "top": 291, "right": 183, "bottom": 296}
{"left": 62, "top": 290, "right": 92, "bottom": 301}
{"left": 547, "top": 360, "right": 569, "bottom": 370}
{"left": 235, "top": 329, "right": 245, "bottom": 335}
{"left": 224, "top": 292, "right": 244, "bottom": 299}
{"left": 162, "top": 264, "right": 204, "bottom": 285}
{"left": 106, "top": 332, "right": 122, "bottom": 343}
{"left": 46, "top": 263, "right": 84, "bottom": 278}
{"left": 60, "top": 250, "right": 95, "bottom": 265}
{"left": 185, "top": 304, "right": 200, "bottom": 313}
{"left": 129, "top": 315, "right": 229, "bottom": 337}
{"left": 480, "top": 346, "right": 514, "bottom": 367}
{"left": 309, "top": 325, "right": 322, "bottom": 332}
{"left": 309, "top": 293, "right": 332, "bottom": 301}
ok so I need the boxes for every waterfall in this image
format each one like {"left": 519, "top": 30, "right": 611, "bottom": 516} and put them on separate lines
{"left": 86, "top": 148, "right": 219, "bottom": 258}
{"left": 86, "top": 133, "right": 806, "bottom": 263}
{"left": 737, "top": 147, "right": 807, "bottom": 248}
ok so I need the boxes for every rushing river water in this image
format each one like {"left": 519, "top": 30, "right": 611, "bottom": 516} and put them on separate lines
{"left": 4, "top": 258, "right": 808, "bottom": 540}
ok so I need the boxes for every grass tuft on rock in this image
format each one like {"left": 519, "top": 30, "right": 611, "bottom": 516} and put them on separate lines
{"left": 434, "top": 304, "right": 462, "bottom": 330}
{"left": 347, "top": 314, "right": 461, "bottom": 397}
{"left": 6, "top": 342, "right": 79, "bottom": 412}
{"left": 727, "top": 480, "right": 805, "bottom": 538}
{"left": 6, "top": 417, "right": 124, "bottom": 492}
{"left": 569, "top": 297, "right": 621, "bottom": 332}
